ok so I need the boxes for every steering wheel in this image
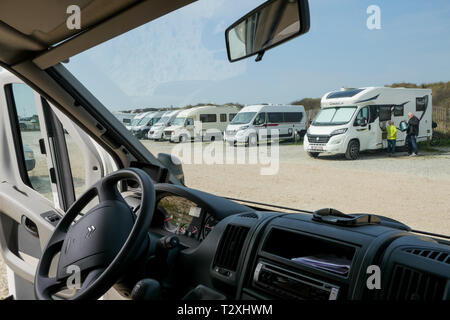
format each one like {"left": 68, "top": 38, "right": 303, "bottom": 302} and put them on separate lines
{"left": 34, "top": 168, "right": 155, "bottom": 300}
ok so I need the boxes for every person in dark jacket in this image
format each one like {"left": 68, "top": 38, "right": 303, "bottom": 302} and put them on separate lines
{"left": 406, "top": 112, "right": 420, "bottom": 156}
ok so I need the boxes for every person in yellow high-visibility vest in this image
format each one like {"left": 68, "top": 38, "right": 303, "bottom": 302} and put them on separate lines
{"left": 386, "top": 120, "right": 397, "bottom": 156}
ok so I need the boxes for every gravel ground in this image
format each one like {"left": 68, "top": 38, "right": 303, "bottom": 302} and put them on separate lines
{"left": 1, "top": 139, "right": 449, "bottom": 299}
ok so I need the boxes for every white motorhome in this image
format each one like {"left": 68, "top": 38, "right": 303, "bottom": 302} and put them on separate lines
{"left": 131, "top": 111, "right": 164, "bottom": 139}
{"left": 163, "top": 105, "right": 240, "bottom": 142}
{"left": 304, "top": 87, "right": 433, "bottom": 159}
{"left": 224, "top": 104, "right": 306, "bottom": 145}
{"left": 126, "top": 111, "right": 152, "bottom": 131}
{"left": 147, "top": 110, "right": 181, "bottom": 140}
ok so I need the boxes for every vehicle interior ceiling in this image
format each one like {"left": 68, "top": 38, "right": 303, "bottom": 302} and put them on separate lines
{"left": 0, "top": 0, "right": 449, "bottom": 301}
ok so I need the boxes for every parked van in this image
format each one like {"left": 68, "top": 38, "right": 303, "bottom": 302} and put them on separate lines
{"left": 224, "top": 104, "right": 306, "bottom": 145}
{"left": 126, "top": 111, "right": 152, "bottom": 131}
{"left": 163, "top": 105, "right": 240, "bottom": 142}
{"left": 131, "top": 111, "right": 164, "bottom": 139}
{"left": 304, "top": 87, "right": 433, "bottom": 159}
{"left": 148, "top": 110, "right": 181, "bottom": 140}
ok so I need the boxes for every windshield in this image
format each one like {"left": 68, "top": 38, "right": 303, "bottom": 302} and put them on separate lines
{"left": 155, "top": 116, "right": 170, "bottom": 126}
{"left": 130, "top": 118, "right": 141, "bottom": 126}
{"left": 137, "top": 115, "right": 153, "bottom": 126}
{"left": 64, "top": 0, "right": 450, "bottom": 236}
{"left": 313, "top": 107, "right": 357, "bottom": 126}
{"left": 231, "top": 112, "right": 256, "bottom": 124}
{"left": 172, "top": 117, "right": 186, "bottom": 126}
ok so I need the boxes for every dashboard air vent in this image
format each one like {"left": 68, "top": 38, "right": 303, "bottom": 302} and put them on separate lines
{"left": 214, "top": 225, "right": 250, "bottom": 272}
{"left": 403, "top": 248, "right": 450, "bottom": 264}
{"left": 240, "top": 212, "right": 258, "bottom": 219}
{"left": 387, "top": 265, "right": 446, "bottom": 300}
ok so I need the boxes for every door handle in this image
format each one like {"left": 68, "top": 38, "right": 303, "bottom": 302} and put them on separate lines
{"left": 21, "top": 215, "right": 39, "bottom": 238}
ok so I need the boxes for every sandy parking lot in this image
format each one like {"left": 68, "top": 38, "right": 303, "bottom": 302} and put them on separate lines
{"left": 1, "top": 138, "right": 449, "bottom": 299}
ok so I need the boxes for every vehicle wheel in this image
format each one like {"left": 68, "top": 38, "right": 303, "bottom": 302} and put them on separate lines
{"left": 307, "top": 152, "right": 319, "bottom": 158}
{"left": 179, "top": 135, "right": 187, "bottom": 143}
{"left": 248, "top": 134, "right": 258, "bottom": 147}
{"left": 345, "top": 140, "right": 360, "bottom": 160}
{"left": 430, "top": 134, "right": 441, "bottom": 147}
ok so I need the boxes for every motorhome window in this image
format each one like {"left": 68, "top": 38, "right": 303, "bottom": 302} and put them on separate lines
{"left": 254, "top": 112, "right": 266, "bottom": 125}
{"left": 152, "top": 117, "right": 161, "bottom": 124}
{"left": 138, "top": 116, "right": 150, "bottom": 125}
{"left": 369, "top": 105, "right": 378, "bottom": 123}
{"left": 231, "top": 112, "right": 256, "bottom": 124}
{"left": 284, "top": 112, "right": 303, "bottom": 122}
{"left": 313, "top": 107, "right": 357, "bottom": 126}
{"left": 354, "top": 107, "right": 369, "bottom": 126}
{"left": 220, "top": 114, "right": 227, "bottom": 122}
{"left": 394, "top": 105, "right": 404, "bottom": 116}
{"left": 326, "top": 88, "right": 364, "bottom": 99}
{"left": 157, "top": 116, "right": 170, "bottom": 125}
{"left": 229, "top": 113, "right": 237, "bottom": 121}
{"left": 416, "top": 96, "right": 428, "bottom": 112}
{"left": 268, "top": 112, "right": 283, "bottom": 123}
{"left": 186, "top": 118, "right": 194, "bottom": 126}
{"left": 200, "top": 114, "right": 217, "bottom": 123}
{"left": 378, "top": 105, "right": 392, "bottom": 122}
{"left": 172, "top": 117, "right": 186, "bottom": 126}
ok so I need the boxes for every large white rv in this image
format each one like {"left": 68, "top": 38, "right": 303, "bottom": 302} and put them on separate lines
{"left": 163, "top": 105, "right": 240, "bottom": 142}
{"left": 224, "top": 104, "right": 307, "bottom": 146}
{"left": 304, "top": 87, "right": 433, "bottom": 159}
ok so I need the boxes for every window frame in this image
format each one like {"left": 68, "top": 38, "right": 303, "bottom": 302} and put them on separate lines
{"left": 4, "top": 83, "right": 77, "bottom": 210}
{"left": 284, "top": 112, "right": 303, "bottom": 123}
{"left": 267, "top": 112, "right": 284, "bottom": 123}
{"left": 394, "top": 105, "right": 404, "bottom": 117}
{"left": 353, "top": 107, "right": 369, "bottom": 126}
{"left": 200, "top": 114, "right": 217, "bottom": 123}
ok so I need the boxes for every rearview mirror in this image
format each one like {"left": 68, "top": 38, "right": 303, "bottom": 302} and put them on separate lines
{"left": 225, "top": 0, "right": 310, "bottom": 62}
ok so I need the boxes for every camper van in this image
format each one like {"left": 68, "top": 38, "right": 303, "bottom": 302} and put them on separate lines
{"left": 147, "top": 110, "right": 181, "bottom": 140}
{"left": 304, "top": 87, "right": 433, "bottom": 159}
{"left": 131, "top": 111, "right": 164, "bottom": 139}
{"left": 163, "top": 105, "right": 240, "bottom": 142}
{"left": 224, "top": 104, "right": 307, "bottom": 146}
{"left": 126, "top": 111, "right": 151, "bottom": 131}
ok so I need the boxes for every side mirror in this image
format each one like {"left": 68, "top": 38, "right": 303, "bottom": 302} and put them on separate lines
{"left": 157, "top": 153, "right": 185, "bottom": 185}
{"left": 226, "top": 0, "right": 310, "bottom": 62}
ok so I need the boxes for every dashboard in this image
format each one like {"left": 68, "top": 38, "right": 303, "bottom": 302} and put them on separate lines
{"left": 125, "top": 183, "right": 450, "bottom": 301}
{"left": 155, "top": 194, "right": 219, "bottom": 242}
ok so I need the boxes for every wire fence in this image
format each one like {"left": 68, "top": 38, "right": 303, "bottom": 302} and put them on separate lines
{"left": 433, "top": 105, "right": 450, "bottom": 135}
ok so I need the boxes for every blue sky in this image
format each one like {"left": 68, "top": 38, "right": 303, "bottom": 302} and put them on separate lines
{"left": 65, "top": 0, "right": 450, "bottom": 111}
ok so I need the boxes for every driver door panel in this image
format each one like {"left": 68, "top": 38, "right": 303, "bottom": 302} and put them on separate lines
{"left": 0, "top": 75, "right": 108, "bottom": 299}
